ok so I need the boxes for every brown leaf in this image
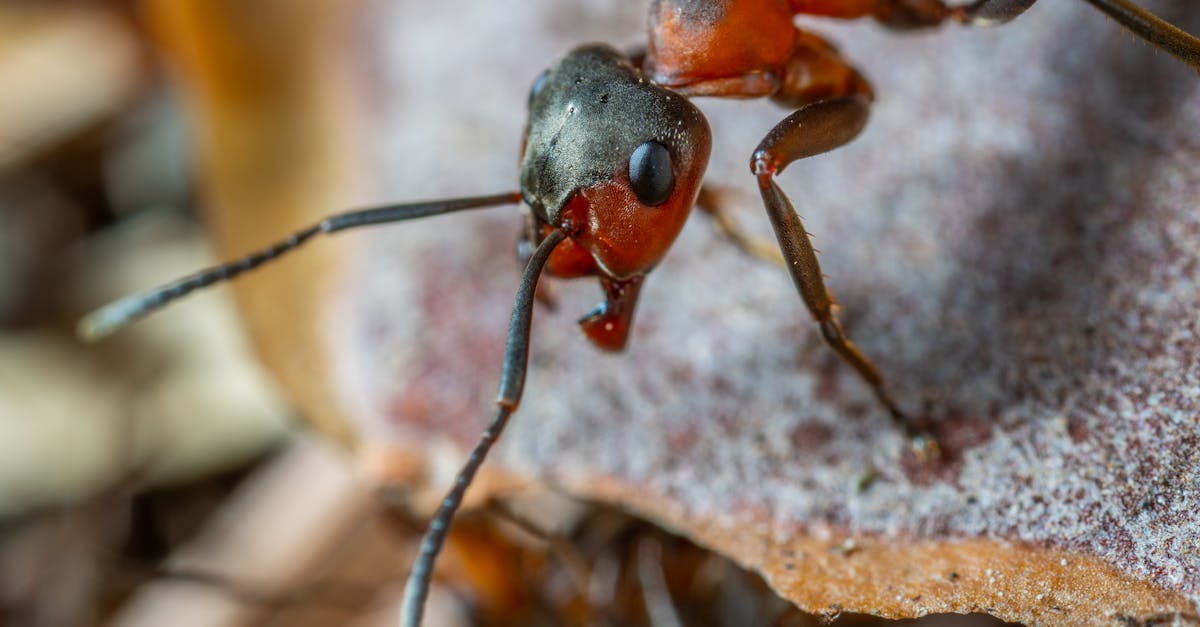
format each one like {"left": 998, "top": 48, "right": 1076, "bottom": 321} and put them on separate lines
{"left": 177, "top": 1, "right": 1200, "bottom": 622}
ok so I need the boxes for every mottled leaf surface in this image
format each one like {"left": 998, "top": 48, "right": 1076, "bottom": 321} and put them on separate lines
{"left": 325, "top": 0, "right": 1200, "bottom": 621}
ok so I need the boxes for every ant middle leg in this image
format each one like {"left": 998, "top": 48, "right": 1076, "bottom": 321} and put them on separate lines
{"left": 956, "top": 0, "right": 1200, "bottom": 66}
{"left": 696, "top": 186, "right": 786, "bottom": 269}
{"left": 1075, "top": 0, "right": 1200, "bottom": 69}
{"left": 789, "top": 0, "right": 1200, "bottom": 68}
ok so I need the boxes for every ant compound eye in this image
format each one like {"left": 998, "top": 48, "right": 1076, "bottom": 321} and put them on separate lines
{"left": 528, "top": 69, "right": 549, "bottom": 109}
{"left": 628, "top": 141, "right": 673, "bottom": 206}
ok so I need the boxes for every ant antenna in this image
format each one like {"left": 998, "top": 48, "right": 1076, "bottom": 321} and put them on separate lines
{"left": 1082, "top": 0, "right": 1200, "bottom": 69}
{"left": 76, "top": 192, "right": 521, "bottom": 342}
{"left": 400, "top": 229, "right": 566, "bottom": 627}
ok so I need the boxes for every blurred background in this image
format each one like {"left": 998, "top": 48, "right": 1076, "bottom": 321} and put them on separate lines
{"left": 0, "top": 0, "right": 1036, "bottom": 625}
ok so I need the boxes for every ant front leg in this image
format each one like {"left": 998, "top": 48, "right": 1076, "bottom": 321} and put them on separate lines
{"left": 750, "top": 96, "right": 933, "bottom": 452}
{"left": 660, "top": 25, "right": 935, "bottom": 448}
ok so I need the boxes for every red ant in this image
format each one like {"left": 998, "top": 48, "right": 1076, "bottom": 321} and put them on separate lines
{"left": 79, "top": 0, "right": 1200, "bottom": 624}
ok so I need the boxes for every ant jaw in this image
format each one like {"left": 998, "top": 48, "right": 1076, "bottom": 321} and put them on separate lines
{"left": 577, "top": 275, "right": 645, "bottom": 352}
{"left": 579, "top": 304, "right": 631, "bottom": 351}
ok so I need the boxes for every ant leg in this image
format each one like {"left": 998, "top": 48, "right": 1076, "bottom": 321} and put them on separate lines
{"left": 790, "top": 0, "right": 1200, "bottom": 67}
{"left": 751, "top": 97, "right": 934, "bottom": 451}
{"left": 484, "top": 499, "right": 592, "bottom": 596}
{"left": 401, "top": 229, "right": 566, "bottom": 627}
{"left": 78, "top": 191, "right": 522, "bottom": 341}
{"left": 956, "top": 0, "right": 1200, "bottom": 68}
{"left": 696, "top": 186, "right": 786, "bottom": 268}
{"left": 788, "top": 0, "right": 961, "bottom": 28}
{"left": 1076, "top": 0, "right": 1200, "bottom": 69}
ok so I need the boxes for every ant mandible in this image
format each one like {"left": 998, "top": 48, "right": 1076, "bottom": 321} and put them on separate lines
{"left": 78, "top": 0, "right": 1200, "bottom": 624}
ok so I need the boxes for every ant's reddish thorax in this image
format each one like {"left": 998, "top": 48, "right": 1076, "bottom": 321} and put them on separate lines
{"left": 645, "top": 0, "right": 797, "bottom": 91}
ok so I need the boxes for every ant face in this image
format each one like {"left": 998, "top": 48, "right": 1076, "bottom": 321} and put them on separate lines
{"left": 520, "top": 45, "right": 712, "bottom": 280}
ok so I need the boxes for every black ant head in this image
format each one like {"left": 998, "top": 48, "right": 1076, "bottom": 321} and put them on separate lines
{"left": 520, "top": 44, "right": 711, "bottom": 280}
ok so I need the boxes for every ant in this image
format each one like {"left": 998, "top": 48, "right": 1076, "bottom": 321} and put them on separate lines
{"left": 78, "top": 0, "right": 1200, "bottom": 624}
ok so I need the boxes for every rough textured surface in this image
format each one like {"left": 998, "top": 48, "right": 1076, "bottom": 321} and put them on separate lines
{"left": 186, "top": 0, "right": 1200, "bottom": 623}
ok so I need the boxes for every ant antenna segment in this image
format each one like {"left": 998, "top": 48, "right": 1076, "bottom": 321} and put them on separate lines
{"left": 76, "top": 192, "right": 521, "bottom": 342}
{"left": 399, "top": 229, "right": 566, "bottom": 627}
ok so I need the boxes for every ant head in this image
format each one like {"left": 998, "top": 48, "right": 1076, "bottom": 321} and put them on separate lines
{"left": 520, "top": 45, "right": 711, "bottom": 280}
